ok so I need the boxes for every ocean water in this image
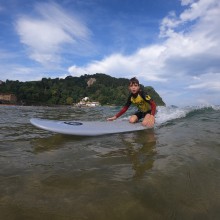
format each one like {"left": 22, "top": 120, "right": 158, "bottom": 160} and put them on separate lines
{"left": 0, "top": 105, "right": 220, "bottom": 220}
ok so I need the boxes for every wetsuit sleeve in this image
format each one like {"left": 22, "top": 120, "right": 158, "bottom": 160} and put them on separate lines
{"left": 140, "top": 91, "right": 157, "bottom": 116}
{"left": 115, "top": 95, "right": 132, "bottom": 118}
{"left": 149, "top": 99, "right": 156, "bottom": 116}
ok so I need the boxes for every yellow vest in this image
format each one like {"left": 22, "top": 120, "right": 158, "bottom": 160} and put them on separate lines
{"left": 130, "top": 94, "right": 151, "bottom": 112}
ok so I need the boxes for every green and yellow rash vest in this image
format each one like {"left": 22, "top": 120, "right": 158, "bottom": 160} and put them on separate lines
{"left": 130, "top": 93, "right": 152, "bottom": 112}
{"left": 115, "top": 91, "right": 156, "bottom": 118}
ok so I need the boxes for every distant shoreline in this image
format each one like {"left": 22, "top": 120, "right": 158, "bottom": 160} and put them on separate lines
{"left": 0, "top": 104, "right": 17, "bottom": 106}
{"left": 0, "top": 103, "right": 108, "bottom": 108}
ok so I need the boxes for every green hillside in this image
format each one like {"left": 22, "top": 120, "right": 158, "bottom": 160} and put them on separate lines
{"left": 0, "top": 73, "right": 165, "bottom": 106}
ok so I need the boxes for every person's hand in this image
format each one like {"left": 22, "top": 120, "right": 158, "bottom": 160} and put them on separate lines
{"left": 142, "top": 114, "right": 155, "bottom": 127}
{"left": 107, "top": 116, "right": 117, "bottom": 121}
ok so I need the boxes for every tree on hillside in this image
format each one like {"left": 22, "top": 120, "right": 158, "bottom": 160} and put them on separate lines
{"left": 0, "top": 73, "right": 165, "bottom": 106}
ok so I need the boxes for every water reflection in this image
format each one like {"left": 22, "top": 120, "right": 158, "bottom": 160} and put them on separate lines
{"left": 99, "top": 129, "right": 157, "bottom": 179}
{"left": 31, "top": 134, "right": 86, "bottom": 153}
{"left": 123, "top": 129, "right": 157, "bottom": 179}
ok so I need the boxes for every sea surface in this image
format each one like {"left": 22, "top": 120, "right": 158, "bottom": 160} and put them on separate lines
{"left": 0, "top": 105, "right": 220, "bottom": 220}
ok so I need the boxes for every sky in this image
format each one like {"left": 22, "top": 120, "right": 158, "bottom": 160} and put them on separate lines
{"left": 0, "top": 0, "right": 220, "bottom": 106}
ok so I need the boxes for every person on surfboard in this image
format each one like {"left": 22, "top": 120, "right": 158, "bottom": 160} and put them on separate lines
{"left": 107, "top": 77, "right": 156, "bottom": 127}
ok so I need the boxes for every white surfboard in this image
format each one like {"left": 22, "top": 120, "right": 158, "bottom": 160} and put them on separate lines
{"left": 30, "top": 118, "right": 147, "bottom": 136}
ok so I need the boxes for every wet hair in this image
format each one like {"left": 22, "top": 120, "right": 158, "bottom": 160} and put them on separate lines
{"left": 129, "top": 77, "right": 139, "bottom": 86}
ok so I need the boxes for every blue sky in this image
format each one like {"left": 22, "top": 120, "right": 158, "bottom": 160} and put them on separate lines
{"left": 0, "top": 0, "right": 220, "bottom": 106}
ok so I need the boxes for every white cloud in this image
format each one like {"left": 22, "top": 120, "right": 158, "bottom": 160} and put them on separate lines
{"left": 187, "top": 73, "right": 220, "bottom": 91}
{"left": 160, "top": 0, "right": 219, "bottom": 37}
{"left": 68, "top": 45, "right": 168, "bottom": 82}
{"left": 180, "top": 0, "right": 217, "bottom": 21}
{"left": 17, "top": 18, "right": 73, "bottom": 64}
{"left": 67, "top": 0, "right": 220, "bottom": 106}
{"left": 69, "top": 0, "right": 220, "bottom": 80}
{"left": 1, "top": 65, "right": 43, "bottom": 82}
{"left": 16, "top": 2, "right": 91, "bottom": 66}
{"left": 181, "top": 0, "right": 196, "bottom": 6}
{"left": 159, "top": 0, "right": 220, "bottom": 78}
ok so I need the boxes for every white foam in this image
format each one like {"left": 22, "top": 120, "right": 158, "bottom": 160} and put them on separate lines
{"left": 212, "top": 105, "right": 220, "bottom": 111}
{"left": 116, "top": 105, "right": 219, "bottom": 126}
{"left": 156, "top": 105, "right": 219, "bottom": 125}
{"left": 155, "top": 106, "right": 190, "bottom": 125}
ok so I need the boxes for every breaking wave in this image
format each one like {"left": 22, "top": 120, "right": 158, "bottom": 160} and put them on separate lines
{"left": 155, "top": 105, "right": 220, "bottom": 125}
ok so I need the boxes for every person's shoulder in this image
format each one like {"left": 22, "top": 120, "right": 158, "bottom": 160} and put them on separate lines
{"left": 139, "top": 90, "right": 152, "bottom": 101}
{"left": 124, "top": 94, "right": 132, "bottom": 105}
{"left": 127, "top": 93, "right": 133, "bottom": 101}
{"left": 139, "top": 90, "right": 147, "bottom": 97}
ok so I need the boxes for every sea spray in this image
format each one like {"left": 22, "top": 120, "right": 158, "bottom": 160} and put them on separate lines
{"left": 155, "top": 105, "right": 220, "bottom": 126}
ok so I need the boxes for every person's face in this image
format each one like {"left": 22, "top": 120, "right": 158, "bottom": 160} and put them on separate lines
{"left": 129, "top": 83, "right": 140, "bottom": 94}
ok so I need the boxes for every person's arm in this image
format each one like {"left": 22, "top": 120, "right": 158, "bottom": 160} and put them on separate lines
{"left": 149, "top": 99, "right": 156, "bottom": 116}
{"left": 115, "top": 105, "right": 129, "bottom": 118}
{"left": 107, "top": 96, "right": 131, "bottom": 121}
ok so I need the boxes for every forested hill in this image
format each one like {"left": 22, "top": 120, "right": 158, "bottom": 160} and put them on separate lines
{"left": 0, "top": 73, "right": 165, "bottom": 106}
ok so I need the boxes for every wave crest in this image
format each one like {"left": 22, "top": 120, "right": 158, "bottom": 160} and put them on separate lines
{"left": 156, "top": 105, "right": 219, "bottom": 125}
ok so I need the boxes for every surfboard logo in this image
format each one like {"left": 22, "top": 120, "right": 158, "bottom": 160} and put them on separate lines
{"left": 64, "top": 121, "right": 83, "bottom": 126}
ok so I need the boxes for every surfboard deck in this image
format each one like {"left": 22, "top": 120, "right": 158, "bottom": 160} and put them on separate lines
{"left": 30, "top": 118, "right": 147, "bottom": 136}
